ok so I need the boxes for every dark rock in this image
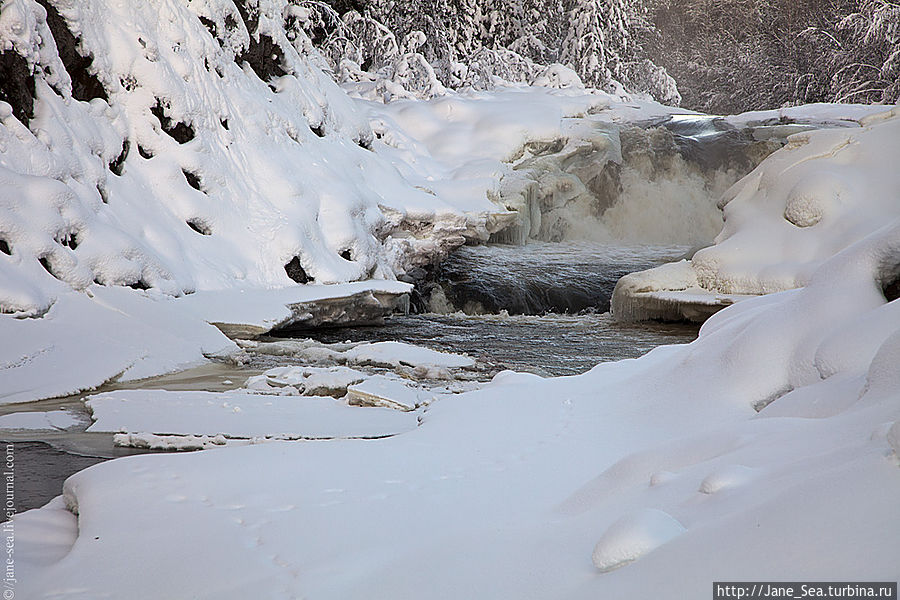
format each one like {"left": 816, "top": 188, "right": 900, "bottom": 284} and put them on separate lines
{"left": 36, "top": 0, "right": 108, "bottom": 102}
{"left": 151, "top": 100, "right": 195, "bottom": 143}
{"left": 883, "top": 274, "right": 900, "bottom": 303}
{"left": 0, "top": 50, "right": 35, "bottom": 124}
{"left": 186, "top": 219, "right": 211, "bottom": 235}
{"left": 284, "top": 256, "right": 310, "bottom": 283}
{"left": 234, "top": 0, "right": 287, "bottom": 82}
{"left": 108, "top": 139, "right": 130, "bottom": 175}
{"left": 182, "top": 169, "right": 203, "bottom": 191}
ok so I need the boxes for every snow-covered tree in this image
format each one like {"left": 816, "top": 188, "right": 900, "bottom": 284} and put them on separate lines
{"left": 559, "top": 0, "right": 631, "bottom": 88}
{"left": 297, "top": 0, "right": 675, "bottom": 101}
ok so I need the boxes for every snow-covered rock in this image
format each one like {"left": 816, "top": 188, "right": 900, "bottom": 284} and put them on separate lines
{"left": 613, "top": 107, "right": 900, "bottom": 322}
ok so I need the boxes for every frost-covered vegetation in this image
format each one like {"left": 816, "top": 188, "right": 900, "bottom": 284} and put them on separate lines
{"left": 289, "top": 0, "right": 680, "bottom": 102}
{"left": 641, "top": 0, "right": 900, "bottom": 113}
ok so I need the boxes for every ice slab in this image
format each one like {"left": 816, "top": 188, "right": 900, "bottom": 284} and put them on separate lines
{"left": 343, "top": 341, "right": 475, "bottom": 369}
{"left": 241, "top": 338, "right": 477, "bottom": 372}
{"left": 177, "top": 282, "right": 413, "bottom": 337}
{"left": 346, "top": 375, "right": 440, "bottom": 411}
{"left": 614, "top": 286, "right": 755, "bottom": 323}
{"left": 245, "top": 366, "right": 367, "bottom": 397}
{"left": 86, "top": 390, "right": 417, "bottom": 440}
{"left": 0, "top": 409, "right": 84, "bottom": 431}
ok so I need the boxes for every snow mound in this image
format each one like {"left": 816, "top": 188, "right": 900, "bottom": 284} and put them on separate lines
{"left": 700, "top": 109, "right": 900, "bottom": 293}
{"left": 591, "top": 509, "right": 686, "bottom": 573}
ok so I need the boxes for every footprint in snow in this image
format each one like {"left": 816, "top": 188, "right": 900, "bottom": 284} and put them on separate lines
{"left": 698, "top": 464, "right": 759, "bottom": 495}
{"left": 592, "top": 508, "right": 686, "bottom": 573}
{"left": 649, "top": 470, "right": 677, "bottom": 487}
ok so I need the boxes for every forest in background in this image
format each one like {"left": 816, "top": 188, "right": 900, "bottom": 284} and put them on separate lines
{"left": 299, "top": 0, "right": 899, "bottom": 113}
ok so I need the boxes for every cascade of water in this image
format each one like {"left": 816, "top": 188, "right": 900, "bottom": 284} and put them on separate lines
{"left": 493, "top": 116, "right": 786, "bottom": 247}
{"left": 432, "top": 242, "right": 690, "bottom": 315}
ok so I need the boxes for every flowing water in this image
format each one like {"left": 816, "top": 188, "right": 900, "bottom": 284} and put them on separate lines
{"left": 305, "top": 312, "right": 697, "bottom": 377}
{"left": 431, "top": 241, "right": 693, "bottom": 315}
{"left": 306, "top": 242, "right": 700, "bottom": 376}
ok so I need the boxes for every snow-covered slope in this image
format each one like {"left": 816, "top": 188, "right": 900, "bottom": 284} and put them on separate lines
{"left": 0, "top": 0, "right": 515, "bottom": 318}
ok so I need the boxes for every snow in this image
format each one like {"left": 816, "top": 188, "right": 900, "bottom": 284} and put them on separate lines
{"left": 17, "top": 211, "right": 900, "bottom": 596}
{"left": 343, "top": 341, "right": 475, "bottom": 369}
{"left": 591, "top": 509, "right": 686, "bottom": 573}
{"left": 0, "top": 408, "right": 82, "bottom": 430}
{"left": 3, "top": 0, "right": 900, "bottom": 596}
{"left": 86, "top": 389, "right": 418, "bottom": 440}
